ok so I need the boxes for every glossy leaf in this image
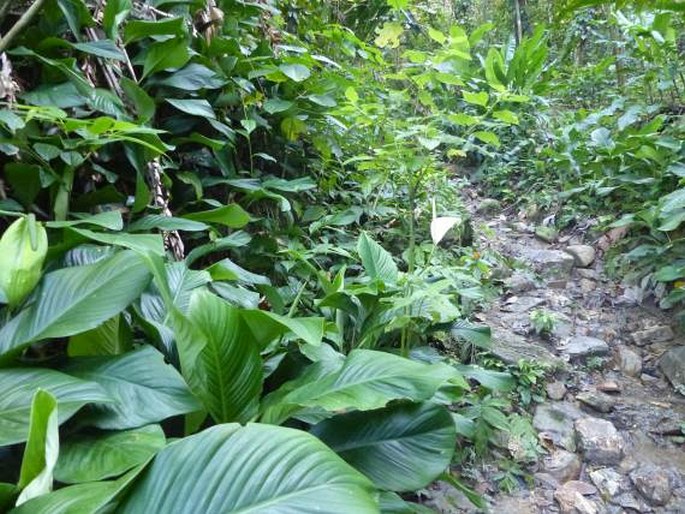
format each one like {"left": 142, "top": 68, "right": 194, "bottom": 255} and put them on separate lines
{"left": 357, "top": 232, "right": 398, "bottom": 284}
{"left": 118, "top": 424, "right": 378, "bottom": 513}
{"left": 63, "top": 346, "right": 201, "bottom": 430}
{"left": 54, "top": 425, "right": 165, "bottom": 484}
{"left": 16, "top": 390, "right": 59, "bottom": 506}
{"left": 0, "top": 368, "right": 110, "bottom": 447}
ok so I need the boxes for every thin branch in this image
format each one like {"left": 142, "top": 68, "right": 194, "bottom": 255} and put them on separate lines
{"left": 0, "top": 0, "right": 48, "bottom": 53}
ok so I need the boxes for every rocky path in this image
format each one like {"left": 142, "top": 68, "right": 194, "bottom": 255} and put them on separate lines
{"left": 429, "top": 195, "right": 685, "bottom": 513}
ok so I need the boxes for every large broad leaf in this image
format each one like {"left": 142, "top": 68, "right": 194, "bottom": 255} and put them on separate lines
{"left": 141, "top": 38, "right": 190, "bottom": 79}
{"left": 54, "top": 425, "right": 165, "bottom": 484}
{"left": 261, "top": 350, "right": 458, "bottom": 424}
{"left": 183, "top": 203, "right": 250, "bottom": 228}
{"left": 63, "top": 346, "right": 200, "bottom": 430}
{"left": 311, "top": 402, "right": 455, "bottom": 492}
{"left": 16, "top": 390, "right": 59, "bottom": 506}
{"left": 357, "top": 232, "right": 398, "bottom": 284}
{"left": 0, "top": 369, "right": 110, "bottom": 447}
{"left": 118, "top": 424, "right": 378, "bottom": 513}
{"left": 0, "top": 251, "right": 151, "bottom": 361}
{"left": 178, "top": 291, "right": 262, "bottom": 424}
{"left": 10, "top": 466, "right": 144, "bottom": 514}
{"left": 241, "top": 310, "right": 325, "bottom": 349}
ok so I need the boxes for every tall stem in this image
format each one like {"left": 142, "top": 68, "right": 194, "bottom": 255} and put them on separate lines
{"left": 0, "top": 0, "right": 47, "bottom": 53}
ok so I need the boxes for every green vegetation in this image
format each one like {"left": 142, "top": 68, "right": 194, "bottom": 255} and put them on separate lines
{"left": 0, "top": 0, "right": 682, "bottom": 512}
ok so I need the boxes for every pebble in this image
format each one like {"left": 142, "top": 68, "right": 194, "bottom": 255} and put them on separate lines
{"left": 543, "top": 450, "right": 582, "bottom": 483}
{"left": 632, "top": 325, "right": 674, "bottom": 346}
{"left": 563, "top": 336, "right": 610, "bottom": 361}
{"left": 575, "top": 417, "right": 624, "bottom": 465}
{"left": 546, "top": 381, "right": 567, "bottom": 400}
{"left": 564, "top": 245, "right": 596, "bottom": 268}
{"left": 616, "top": 346, "right": 642, "bottom": 378}
{"left": 590, "top": 468, "right": 625, "bottom": 499}
{"left": 576, "top": 391, "right": 615, "bottom": 413}
{"left": 629, "top": 465, "right": 673, "bottom": 506}
{"left": 597, "top": 380, "right": 621, "bottom": 394}
{"left": 554, "top": 481, "right": 601, "bottom": 514}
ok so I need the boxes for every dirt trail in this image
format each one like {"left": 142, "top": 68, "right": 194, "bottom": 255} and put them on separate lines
{"left": 428, "top": 194, "right": 685, "bottom": 513}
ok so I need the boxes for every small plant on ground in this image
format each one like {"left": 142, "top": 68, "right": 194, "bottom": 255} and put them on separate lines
{"left": 529, "top": 308, "right": 557, "bottom": 337}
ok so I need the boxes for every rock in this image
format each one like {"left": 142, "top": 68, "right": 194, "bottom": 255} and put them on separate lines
{"left": 476, "top": 198, "right": 502, "bottom": 215}
{"left": 563, "top": 336, "right": 610, "bottom": 361}
{"left": 616, "top": 346, "right": 642, "bottom": 378}
{"left": 579, "top": 278, "right": 596, "bottom": 293}
{"left": 534, "top": 403, "right": 585, "bottom": 451}
{"left": 611, "top": 492, "right": 651, "bottom": 511}
{"left": 590, "top": 468, "right": 625, "bottom": 499}
{"left": 576, "top": 268, "right": 598, "bottom": 280}
{"left": 630, "top": 465, "right": 673, "bottom": 506}
{"left": 554, "top": 481, "right": 601, "bottom": 514}
{"left": 517, "top": 248, "right": 575, "bottom": 281}
{"left": 490, "top": 327, "right": 563, "bottom": 368}
{"left": 659, "top": 346, "right": 685, "bottom": 390}
{"left": 575, "top": 417, "right": 624, "bottom": 465}
{"left": 576, "top": 391, "right": 615, "bottom": 413}
{"left": 564, "top": 245, "right": 596, "bottom": 268}
{"left": 535, "top": 225, "right": 558, "bottom": 243}
{"left": 597, "top": 380, "right": 621, "bottom": 394}
{"left": 632, "top": 325, "right": 674, "bottom": 346}
{"left": 504, "top": 272, "right": 537, "bottom": 294}
{"left": 502, "top": 295, "right": 546, "bottom": 313}
{"left": 546, "top": 381, "right": 567, "bottom": 400}
{"left": 543, "top": 449, "right": 582, "bottom": 483}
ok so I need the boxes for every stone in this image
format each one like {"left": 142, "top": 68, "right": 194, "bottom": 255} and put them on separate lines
{"left": 629, "top": 465, "right": 673, "bottom": 506}
{"left": 660, "top": 346, "right": 685, "bottom": 390}
{"left": 490, "top": 327, "right": 563, "bottom": 368}
{"left": 597, "top": 380, "right": 621, "bottom": 394}
{"left": 579, "top": 278, "right": 596, "bottom": 293}
{"left": 534, "top": 403, "right": 585, "bottom": 451}
{"left": 616, "top": 346, "right": 642, "bottom": 378}
{"left": 590, "top": 468, "right": 625, "bottom": 500}
{"left": 562, "top": 336, "right": 610, "bottom": 361}
{"left": 476, "top": 198, "right": 502, "bottom": 215}
{"left": 575, "top": 417, "right": 624, "bottom": 465}
{"left": 517, "top": 248, "right": 575, "bottom": 281}
{"left": 542, "top": 449, "right": 582, "bottom": 483}
{"left": 632, "top": 325, "right": 674, "bottom": 346}
{"left": 502, "top": 295, "right": 546, "bottom": 313}
{"left": 505, "top": 272, "right": 537, "bottom": 294}
{"left": 576, "top": 391, "right": 615, "bottom": 413}
{"left": 564, "top": 245, "right": 596, "bottom": 268}
{"left": 535, "top": 225, "right": 558, "bottom": 243}
{"left": 554, "top": 481, "right": 601, "bottom": 514}
{"left": 546, "top": 381, "right": 567, "bottom": 400}
{"left": 577, "top": 268, "right": 599, "bottom": 280}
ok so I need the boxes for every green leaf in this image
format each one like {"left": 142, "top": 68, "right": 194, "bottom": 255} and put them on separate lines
{"left": 207, "top": 259, "right": 270, "bottom": 285}
{"left": 102, "top": 0, "right": 131, "bottom": 39}
{"left": 10, "top": 465, "right": 144, "bottom": 514}
{"left": 67, "top": 315, "right": 132, "bottom": 357}
{"left": 121, "top": 77, "right": 155, "bottom": 122}
{"left": 64, "top": 346, "right": 201, "bottom": 430}
{"left": 262, "top": 350, "right": 458, "bottom": 424}
{"left": 70, "top": 40, "right": 125, "bottom": 61}
{"left": 124, "top": 17, "right": 185, "bottom": 43}
{"left": 312, "top": 402, "right": 455, "bottom": 492}
{"left": 241, "top": 310, "right": 325, "bottom": 348}
{"left": 484, "top": 48, "right": 507, "bottom": 90}
{"left": 165, "top": 98, "right": 216, "bottom": 119}
{"left": 357, "top": 232, "right": 398, "bottom": 284}
{"left": 46, "top": 211, "right": 123, "bottom": 230}
{"left": 375, "top": 22, "right": 404, "bottom": 48}
{"left": 428, "top": 28, "right": 447, "bottom": 45}
{"left": 54, "top": 425, "right": 165, "bottom": 484}
{"left": 118, "top": 424, "right": 378, "bottom": 513}
{"left": 16, "top": 390, "right": 59, "bottom": 506}
{"left": 155, "top": 63, "right": 225, "bottom": 90}
{"left": 474, "top": 131, "right": 501, "bottom": 147}
{"left": 590, "top": 127, "right": 614, "bottom": 150}
{"left": 67, "top": 228, "right": 165, "bottom": 255}
{"left": 0, "top": 368, "right": 110, "bottom": 447}
{"left": 0, "top": 251, "right": 151, "bottom": 361}
{"left": 183, "top": 203, "right": 250, "bottom": 228}
{"left": 0, "top": 215, "right": 48, "bottom": 307}
{"left": 264, "top": 98, "right": 294, "bottom": 114}
{"left": 279, "top": 63, "right": 311, "bottom": 82}
{"left": 142, "top": 39, "right": 190, "bottom": 79}
{"left": 492, "top": 110, "right": 519, "bottom": 125}
{"left": 447, "top": 113, "right": 479, "bottom": 126}
{"left": 128, "top": 215, "right": 208, "bottom": 233}
{"left": 462, "top": 91, "right": 489, "bottom": 107}
{"left": 450, "top": 321, "right": 491, "bottom": 348}
{"left": 177, "top": 291, "right": 262, "bottom": 424}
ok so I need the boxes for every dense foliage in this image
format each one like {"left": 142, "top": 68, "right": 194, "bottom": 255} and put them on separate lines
{"left": 0, "top": 0, "right": 682, "bottom": 512}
